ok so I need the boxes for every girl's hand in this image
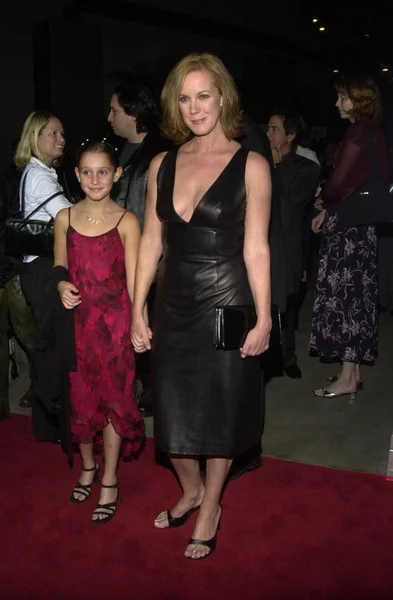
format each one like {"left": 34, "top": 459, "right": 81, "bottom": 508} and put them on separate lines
{"left": 311, "top": 209, "right": 326, "bottom": 234}
{"left": 131, "top": 317, "right": 153, "bottom": 353}
{"left": 240, "top": 317, "right": 272, "bottom": 358}
{"left": 58, "top": 281, "right": 81, "bottom": 310}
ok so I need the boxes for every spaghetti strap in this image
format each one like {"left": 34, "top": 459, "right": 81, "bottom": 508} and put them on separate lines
{"left": 68, "top": 207, "right": 71, "bottom": 225}
{"left": 116, "top": 210, "right": 128, "bottom": 228}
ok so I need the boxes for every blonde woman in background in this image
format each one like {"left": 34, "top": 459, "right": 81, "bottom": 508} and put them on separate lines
{"left": 16, "top": 111, "right": 71, "bottom": 441}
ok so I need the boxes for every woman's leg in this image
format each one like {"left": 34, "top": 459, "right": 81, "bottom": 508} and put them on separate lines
{"left": 184, "top": 457, "right": 232, "bottom": 559}
{"left": 92, "top": 421, "right": 121, "bottom": 521}
{"left": 155, "top": 456, "right": 205, "bottom": 528}
{"left": 323, "top": 361, "right": 357, "bottom": 394}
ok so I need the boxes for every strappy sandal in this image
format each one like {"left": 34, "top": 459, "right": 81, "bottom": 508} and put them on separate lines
{"left": 70, "top": 464, "right": 99, "bottom": 504}
{"left": 92, "top": 482, "right": 120, "bottom": 525}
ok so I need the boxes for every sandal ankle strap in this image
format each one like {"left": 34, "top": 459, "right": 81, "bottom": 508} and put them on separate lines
{"left": 82, "top": 464, "right": 98, "bottom": 472}
{"left": 101, "top": 482, "right": 119, "bottom": 489}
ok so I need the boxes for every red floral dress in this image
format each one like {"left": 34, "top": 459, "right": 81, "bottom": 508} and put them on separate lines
{"left": 67, "top": 211, "right": 145, "bottom": 457}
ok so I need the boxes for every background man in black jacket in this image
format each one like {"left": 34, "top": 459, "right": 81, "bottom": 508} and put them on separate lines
{"left": 108, "top": 80, "right": 171, "bottom": 227}
{"left": 108, "top": 81, "right": 171, "bottom": 416}
{"left": 267, "top": 109, "right": 320, "bottom": 379}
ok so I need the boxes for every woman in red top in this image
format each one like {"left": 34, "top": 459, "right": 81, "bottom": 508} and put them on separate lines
{"left": 310, "top": 74, "right": 389, "bottom": 398}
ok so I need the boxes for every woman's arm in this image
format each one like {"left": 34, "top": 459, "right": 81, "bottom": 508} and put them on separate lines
{"left": 53, "top": 208, "right": 80, "bottom": 309}
{"left": 133, "top": 153, "right": 165, "bottom": 319}
{"left": 323, "top": 137, "right": 362, "bottom": 204}
{"left": 242, "top": 151, "right": 272, "bottom": 357}
{"left": 53, "top": 208, "right": 69, "bottom": 269}
{"left": 131, "top": 152, "right": 165, "bottom": 352}
{"left": 31, "top": 172, "right": 71, "bottom": 217}
{"left": 120, "top": 212, "right": 141, "bottom": 302}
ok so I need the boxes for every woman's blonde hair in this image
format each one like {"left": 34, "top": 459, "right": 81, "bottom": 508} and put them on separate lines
{"left": 161, "top": 52, "right": 243, "bottom": 143}
{"left": 14, "top": 111, "right": 58, "bottom": 170}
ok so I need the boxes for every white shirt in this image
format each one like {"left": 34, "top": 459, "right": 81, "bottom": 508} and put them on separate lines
{"left": 21, "top": 157, "right": 71, "bottom": 262}
{"left": 296, "top": 145, "right": 320, "bottom": 165}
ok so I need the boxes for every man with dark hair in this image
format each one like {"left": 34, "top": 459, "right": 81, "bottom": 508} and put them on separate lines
{"left": 108, "top": 81, "right": 171, "bottom": 417}
{"left": 108, "top": 81, "right": 170, "bottom": 226}
{"left": 267, "top": 108, "right": 320, "bottom": 379}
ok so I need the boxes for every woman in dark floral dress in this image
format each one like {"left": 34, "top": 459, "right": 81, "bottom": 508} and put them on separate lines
{"left": 54, "top": 140, "right": 145, "bottom": 523}
{"left": 310, "top": 74, "right": 389, "bottom": 398}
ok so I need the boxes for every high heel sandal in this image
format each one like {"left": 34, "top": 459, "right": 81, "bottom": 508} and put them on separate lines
{"left": 327, "top": 374, "right": 364, "bottom": 390}
{"left": 92, "top": 482, "right": 120, "bottom": 525}
{"left": 158, "top": 507, "right": 199, "bottom": 529}
{"left": 70, "top": 464, "right": 99, "bottom": 504}
{"left": 313, "top": 387, "right": 357, "bottom": 400}
{"left": 186, "top": 506, "right": 222, "bottom": 561}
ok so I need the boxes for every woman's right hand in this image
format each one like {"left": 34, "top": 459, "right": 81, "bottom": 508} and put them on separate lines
{"left": 311, "top": 209, "right": 326, "bottom": 234}
{"left": 314, "top": 196, "right": 324, "bottom": 211}
{"left": 58, "top": 281, "right": 81, "bottom": 309}
{"left": 131, "top": 317, "right": 153, "bottom": 353}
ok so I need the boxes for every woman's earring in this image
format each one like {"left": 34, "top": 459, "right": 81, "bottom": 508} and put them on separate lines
{"left": 220, "top": 98, "right": 223, "bottom": 107}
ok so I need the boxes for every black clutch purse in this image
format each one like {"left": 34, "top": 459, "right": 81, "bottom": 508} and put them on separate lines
{"left": 5, "top": 172, "right": 63, "bottom": 257}
{"left": 213, "top": 305, "right": 281, "bottom": 350}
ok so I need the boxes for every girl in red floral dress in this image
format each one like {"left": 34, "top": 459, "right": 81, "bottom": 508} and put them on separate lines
{"left": 54, "top": 140, "right": 145, "bottom": 524}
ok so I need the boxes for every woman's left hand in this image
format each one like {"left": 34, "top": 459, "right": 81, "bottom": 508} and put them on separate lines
{"left": 240, "top": 317, "right": 272, "bottom": 358}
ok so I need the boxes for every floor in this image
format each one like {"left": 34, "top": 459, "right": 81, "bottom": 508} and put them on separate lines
{"left": 8, "top": 291, "right": 393, "bottom": 475}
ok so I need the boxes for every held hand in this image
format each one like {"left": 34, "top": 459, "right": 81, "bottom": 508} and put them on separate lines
{"left": 58, "top": 281, "right": 81, "bottom": 310}
{"left": 311, "top": 209, "right": 326, "bottom": 234}
{"left": 131, "top": 317, "right": 153, "bottom": 353}
{"left": 240, "top": 317, "right": 272, "bottom": 358}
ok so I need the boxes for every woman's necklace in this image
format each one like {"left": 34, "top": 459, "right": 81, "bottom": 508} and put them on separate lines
{"left": 86, "top": 214, "right": 109, "bottom": 225}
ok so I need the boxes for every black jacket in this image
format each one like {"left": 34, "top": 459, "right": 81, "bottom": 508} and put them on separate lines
{"left": 273, "top": 152, "right": 320, "bottom": 290}
{"left": 112, "top": 130, "right": 172, "bottom": 227}
{"left": 34, "top": 266, "right": 76, "bottom": 464}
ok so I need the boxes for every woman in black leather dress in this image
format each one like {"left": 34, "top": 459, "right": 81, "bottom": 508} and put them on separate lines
{"left": 132, "top": 53, "right": 272, "bottom": 560}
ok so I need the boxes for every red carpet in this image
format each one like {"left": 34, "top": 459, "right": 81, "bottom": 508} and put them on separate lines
{"left": 1, "top": 415, "right": 393, "bottom": 600}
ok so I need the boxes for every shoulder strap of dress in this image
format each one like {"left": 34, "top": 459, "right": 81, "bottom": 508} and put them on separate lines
{"left": 116, "top": 209, "right": 128, "bottom": 227}
{"left": 68, "top": 207, "right": 71, "bottom": 225}
{"left": 157, "top": 146, "right": 179, "bottom": 193}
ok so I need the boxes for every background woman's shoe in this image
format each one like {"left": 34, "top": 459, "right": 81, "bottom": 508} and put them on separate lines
{"left": 314, "top": 387, "right": 356, "bottom": 400}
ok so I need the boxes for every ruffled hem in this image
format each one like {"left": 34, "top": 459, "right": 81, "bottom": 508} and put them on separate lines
{"left": 71, "top": 410, "right": 146, "bottom": 459}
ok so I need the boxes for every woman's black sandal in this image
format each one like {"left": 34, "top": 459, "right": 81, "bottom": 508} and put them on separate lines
{"left": 92, "top": 482, "right": 120, "bottom": 525}
{"left": 70, "top": 464, "right": 99, "bottom": 504}
{"left": 164, "top": 507, "right": 198, "bottom": 529}
{"left": 186, "top": 506, "right": 222, "bottom": 560}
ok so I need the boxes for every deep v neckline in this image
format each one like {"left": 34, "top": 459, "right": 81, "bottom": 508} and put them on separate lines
{"left": 171, "top": 146, "right": 242, "bottom": 224}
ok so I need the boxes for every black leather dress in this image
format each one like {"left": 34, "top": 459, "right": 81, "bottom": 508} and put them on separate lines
{"left": 152, "top": 146, "right": 263, "bottom": 456}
